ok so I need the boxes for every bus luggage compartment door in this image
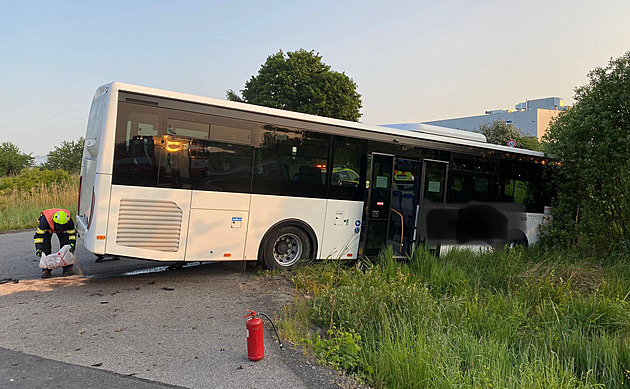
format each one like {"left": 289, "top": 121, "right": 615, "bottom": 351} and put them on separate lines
{"left": 186, "top": 209, "right": 248, "bottom": 261}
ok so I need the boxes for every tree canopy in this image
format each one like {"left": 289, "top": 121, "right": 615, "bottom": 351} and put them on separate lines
{"left": 0, "top": 142, "right": 33, "bottom": 176}
{"left": 476, "top": 120, "right": 541, "bottom": 151}
{"left": 543, "top": 52, "right": 630, "bottom": 251}
{"left": 227, "top": 49, "right": 362, "bottom": 122}
{"left": 43, "top": 137, "right": 84, "bottom": 173}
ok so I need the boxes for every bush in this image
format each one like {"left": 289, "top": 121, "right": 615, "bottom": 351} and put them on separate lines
{"left": 304, "top": 326, "right": 366, "bottom": 374}
{"left": 543, "top": 52, "right": 630, "bottom": 253}
{"left": 0, "top": 168, "right": 71, "bottom": 191}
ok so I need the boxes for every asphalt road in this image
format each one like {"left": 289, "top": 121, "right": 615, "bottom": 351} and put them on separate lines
{"left": 0, "top": 230, "right": 357, "bottom": 388}
{"left": 0, "top": 229, "right": 173, "bottom": 281}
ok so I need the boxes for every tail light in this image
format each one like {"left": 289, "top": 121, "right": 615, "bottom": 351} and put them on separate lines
{"left": 87, "top": 186, "right": 95, "bottom": 231}
{"left": 77, "top": 176, "right": 83, "bottom": 215}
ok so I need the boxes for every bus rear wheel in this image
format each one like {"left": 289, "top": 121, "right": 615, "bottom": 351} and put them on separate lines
{"left": 508, "top": 230, "right": 529, "bottom": 248}
{"left": 262, "top": 226, "right": 311, "bottom": 270}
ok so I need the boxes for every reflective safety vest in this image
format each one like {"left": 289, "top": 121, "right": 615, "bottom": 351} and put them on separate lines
{"left": 42, "top": 208, "right": 71, "bottom": 233}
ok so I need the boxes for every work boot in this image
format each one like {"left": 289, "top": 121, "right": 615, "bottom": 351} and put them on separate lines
{"left": 62, "top": 266, "right": 75, "bottom": 276}
{"left": 41, "top": 269, "right": 52, "bottom": 279}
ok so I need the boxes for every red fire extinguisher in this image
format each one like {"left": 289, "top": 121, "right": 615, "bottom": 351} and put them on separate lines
{"left": 243, "top": 309, "right": 283, "bottom": 362}
{"left": 243, "top": 309, "right": 264, "bottom": 361}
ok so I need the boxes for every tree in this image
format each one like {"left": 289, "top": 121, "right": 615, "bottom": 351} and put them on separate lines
{"left": 543, "top": 52, "right": 630, "bottom": 251}
{"left": 515, "top": 135, "right": 542, "bottom": 152}
{"left": 475, "top": 120, "right": 542, "bottom": 151}
{"left": 227, "top": 49, "right": 363, "bottom": 122}
{"left": 43, "top": 137, "right": 84, "bottom": 173}
{"left": 0, "top": 142, "right": 33, "bottom": 176}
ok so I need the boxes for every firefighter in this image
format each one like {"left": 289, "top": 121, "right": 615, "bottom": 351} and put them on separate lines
{"left": 34, "top": 208, "right": 77, "bottom": 278}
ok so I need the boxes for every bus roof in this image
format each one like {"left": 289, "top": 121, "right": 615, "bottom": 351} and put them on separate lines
{"left": 102, "top": 82, "right": 546, "bottom": 158}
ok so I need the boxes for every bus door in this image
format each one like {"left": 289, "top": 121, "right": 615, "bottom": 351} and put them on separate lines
{"left": 388, "top": 158, "right": 422, "bottom": 256}
{"left": 363, "top": 153, "right": 394, "bottom": 258}
{"left": 417, "top": 160, "right": 449, "bottom": 250}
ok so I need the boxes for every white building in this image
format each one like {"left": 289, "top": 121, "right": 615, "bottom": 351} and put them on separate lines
{"left": 386, "top": 97, "right": 568, "bottom": 139}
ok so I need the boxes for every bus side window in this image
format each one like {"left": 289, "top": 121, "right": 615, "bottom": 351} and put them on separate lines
{"left": 449, "top": 175, "right": 470, "bottom": 203}
{"left": 191, "top": 141, "right": 253, "bottom": 193}
{"left": 254, "top": 126, "right": 330, "bottom": 199}
{"left": 499, "top": 159, "right": 547, "bottom": 213}
{"left": 449, "top": 155, "right": 499, "bottom": 203}
{"left": 113, "top": 103, "right": 162, "bottom": 187}
{"left": 329, "top": 136, "right": 367, "bottom": 201}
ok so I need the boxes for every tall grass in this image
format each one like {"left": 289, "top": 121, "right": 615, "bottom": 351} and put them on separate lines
{"left": 280, "top": 247, "right": 630, "bottom": 388}
{"left": 0, "top": 178, "right": 79, "bottom": 231}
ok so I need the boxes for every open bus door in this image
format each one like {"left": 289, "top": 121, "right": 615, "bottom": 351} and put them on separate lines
{"left": 417, "top": 160, "right": 449, "bottom": 254}
{"left": 363, "top": 153, "right": 394, "bottom": 258}
{"left": 361, "top": 155, "right": 448, "bottom": 259}
{"left": 388, "top": 158, "right": 422, "bottom": 256}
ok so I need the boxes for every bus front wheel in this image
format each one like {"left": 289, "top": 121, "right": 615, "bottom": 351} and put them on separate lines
{"left": 262, "top": 226, "right": 311, "bottom": 270}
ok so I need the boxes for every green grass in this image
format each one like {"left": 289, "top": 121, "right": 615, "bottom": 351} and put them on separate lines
{"left": 279, "top": 246, "right": 630, "bottom": 388}
{"left": 0, "top": 177, "right": 79, "bottom": 231}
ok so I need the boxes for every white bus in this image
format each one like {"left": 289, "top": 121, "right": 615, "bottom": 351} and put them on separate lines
{"left": 77, "top": 82, "right": 554, "bottom": 269}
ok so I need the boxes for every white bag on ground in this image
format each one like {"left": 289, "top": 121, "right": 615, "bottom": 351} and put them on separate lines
{"left": 39, "top": 245, "right": 77, "bottom": 269}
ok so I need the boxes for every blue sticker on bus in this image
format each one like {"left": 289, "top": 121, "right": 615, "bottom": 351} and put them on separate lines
{"left": 232, "top": 217, "right": 242, "bottom": 222}
{"left": 355, "top": 220, "right": 361, "bottom": 226}
{"left": 354, "top": 227, "right": 360, "bottom": 234}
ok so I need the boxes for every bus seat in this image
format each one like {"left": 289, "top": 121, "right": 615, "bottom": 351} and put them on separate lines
{"left": 129, "top": 136, "right": 155, "bottom": 168}
{"left": 280, "top": 163, "right": 290, "bottom": 181}
{"left": 391, "top": 190, "right": 403, "bottom": 210}
{"left": 401, "top": 193, "right": 414, "bottom": 222}
{"left": 298, "top": 166, "right": 323, "bottom": 185}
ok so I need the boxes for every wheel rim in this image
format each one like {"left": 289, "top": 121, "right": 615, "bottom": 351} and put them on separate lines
{"left": 272, "top": 233, "right": 303, "bottom": 267}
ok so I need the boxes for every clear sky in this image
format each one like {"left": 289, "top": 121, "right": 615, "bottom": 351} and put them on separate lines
{"left": 2, "top": 0, "right": 629, "bottom": 156}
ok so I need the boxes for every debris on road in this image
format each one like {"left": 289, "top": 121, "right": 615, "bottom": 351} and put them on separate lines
{"left": 0, "top": 277, "right": 88, "bottom": 296}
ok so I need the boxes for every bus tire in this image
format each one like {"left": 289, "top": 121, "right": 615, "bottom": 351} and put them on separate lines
{"left": 262, "top": 225, "right": 311, "bottom": 270}
{"left": 508, "top": 230, "right": 528, "bottom": 248}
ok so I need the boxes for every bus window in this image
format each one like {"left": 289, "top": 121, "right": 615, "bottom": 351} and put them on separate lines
{"left": 253, "top": 125, "right": 330, "bottom": 199}
{"left": 329, "top": 136, "right": 367, "bottom": 201}
{"left": 449, "top": 155, "right": 499, "bottom": 203}
{"left": 167, "top": 119, "right": 209, "bottom": 140}
{"left": 500, "top": 159, "right": 553, "bottom": 213}
{"left": 190, "top": 141, "right": 253, "bottom": 193}
{"left": 112, "top": 103, "right": 162, "bottom": 187}
{"left": 155, "top": 135, "right": 192, "bottom": 188}
{"left": 211, "top": 124, "right": 251, "bottom": 144}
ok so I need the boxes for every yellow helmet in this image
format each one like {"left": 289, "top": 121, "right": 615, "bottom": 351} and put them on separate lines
{"left": 52, "top": 210, "right": 70, "bottom": 225}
